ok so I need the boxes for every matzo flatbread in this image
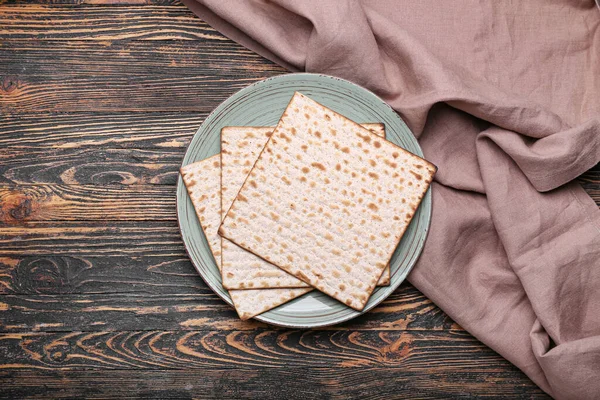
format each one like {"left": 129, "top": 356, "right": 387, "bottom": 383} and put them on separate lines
{"left": 230, "top": 287, "right": 310, "bottom": 321}
{"left": 221, "top": 125, "right": 390, "bottom": 289}
{"left": 181, "top": 155, "right": 223, "bottom": 269}
{"left": 220, "top": 93, "right": 436, "bottom": 310}
{"left": 221, "top": 127, "right": 309, "bottom": 289}
{"left": 180, "top": 156, "right": 310, "bottom": 320}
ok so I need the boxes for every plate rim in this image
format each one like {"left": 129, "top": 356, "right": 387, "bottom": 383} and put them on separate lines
{"left": 176, "top": 72, "right": 432, "bottom": 328}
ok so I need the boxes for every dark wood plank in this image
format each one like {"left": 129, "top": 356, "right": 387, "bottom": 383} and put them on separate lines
{"left": 0, "top": 40, "right": 286, "bottom": 114}
{"left": 0, "top": 255, "right": 202, "bottom": 295}
{"left": 0, "top": 285, "right": 456, "bottom": 332}
{"left": 0, "top": 113, "right": 196, "bottom": 186}
{"left": 0, "top": 114, "right": 192, "bottom": 186}
{"left": 0, "top": 368, "right": 550, "bottom": 399}
{"left": 0, "top": 148, "right": 182, "bottom": 186}
{"left": 0, "top": 292, "right": 239, "bottom": 332}
{"left": 0, "top": 184, "right": 176, "bottom": 223}
{"left": 0, "top": 40, "right": 275, "bottom": 77}
{"left": 0, "top": 5, "right": 220, "bottom": 41}
{"left": 0, "top": 221, "right": 186, "bottom": 256}
{"left": 0, "top": 112, "right": 204, "bottom": 149}
{"left": 0, "top": 329, "right": 519, "bottom": 370}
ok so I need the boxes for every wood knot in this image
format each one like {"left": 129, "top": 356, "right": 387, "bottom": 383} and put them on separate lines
{"left": 44, "top": 340, "right": 72, "bottom": 363}
{"left": 1, "top": 75, "right": 20, "bottom": 94}
{"left": 49, "top": 351, "right": 67, "bottom": 363}
{"left": 12, "top": 256, "right": 90, "bottom": 294}
{"left": 0, "top": 191, "right": 34, "bottom": 224}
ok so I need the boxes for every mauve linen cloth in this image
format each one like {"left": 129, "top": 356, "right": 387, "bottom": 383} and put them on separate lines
{"left": 181, "top": 1, "right": 600, "bottom": 398}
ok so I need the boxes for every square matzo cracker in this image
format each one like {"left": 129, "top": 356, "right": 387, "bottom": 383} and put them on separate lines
{"left": 221, "top": 125, "right": 390, "bottom": 289}
{"left": 221, "top": 128, "right": 309, "bottom": 289}
{"left": 219, "top": 93, "right": 435, "bottom": 310}
{"left": 180, "top": 156, "right": 310, "bottom": 320}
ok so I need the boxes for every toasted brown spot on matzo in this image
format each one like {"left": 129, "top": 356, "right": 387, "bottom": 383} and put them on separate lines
{"left": 311, "top": 162, "right": 326, "bottom": 171}
{"left": 410, "top": 171, "right": 423, "bottom": 180}
{"left": 358, "top": 133, "right": 371, "bottom": 143}
{"left": 279, "top": 132, "right": 291, "bottom": 143}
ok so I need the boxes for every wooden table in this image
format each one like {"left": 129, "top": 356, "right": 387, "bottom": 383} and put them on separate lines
{"left": 0, "top": 1, "right": 597, "bottom": 398}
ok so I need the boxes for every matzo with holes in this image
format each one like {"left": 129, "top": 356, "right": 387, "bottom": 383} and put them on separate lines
{"left": 221, "top": 125, "right": 390, "bottom": 289}
{"left": 219, "top": 92, "right": 436, "bottom": 311}
{"left": 180, "top": 156, "right": 311, "bottom": 320}
{"left": 221, "top": 127, "right": 309, "bottom": 289}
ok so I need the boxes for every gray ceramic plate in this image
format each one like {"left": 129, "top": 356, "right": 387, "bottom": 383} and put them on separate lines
{"left": 177, "top": 73, "right": 431, "bottom": 328}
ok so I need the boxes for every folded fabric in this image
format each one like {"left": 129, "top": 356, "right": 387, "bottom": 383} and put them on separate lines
{"left": 181, "top": 1, "right": 600, "bottom": 398}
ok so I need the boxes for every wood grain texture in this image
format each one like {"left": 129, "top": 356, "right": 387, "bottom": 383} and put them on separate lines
{"left": 0, "top": 113, "right": 199, "bottom": 185}
{"left": 0, "top": 5, "right": 224, "bottom": 41}
{"left": 0, "top": 184, "right": 176, "bottom": 223}
{"left": 0, "top": 286, "right": 456, "bottom": 333}
{"left": 0, "top": 112, "right": 204, "bottom": 150}
{"left": 0, "top": 40, "right": 286, "bottom": 114}
{"left": 0, "top": 255, "right": 202, "bottom": 295}
{"left": 0, "top": 329, "right": 521, "bottom": 370}
{"left": 0, "top": 368, "right": 549, "bottom": 399}
{"left": 0, "top": 221, "right": 186, "bottom": 256}
{"left": 1, "top": 148, "right": 182, "bottom": 185}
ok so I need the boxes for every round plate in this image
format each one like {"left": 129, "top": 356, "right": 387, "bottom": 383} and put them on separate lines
{"left": 177, "top": 73, "right": 432, "bottom": 328}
